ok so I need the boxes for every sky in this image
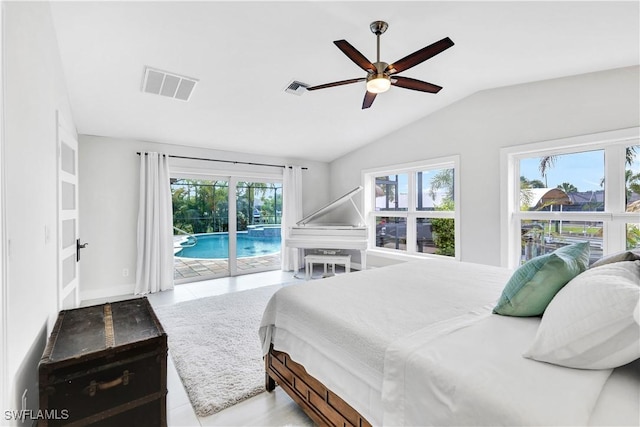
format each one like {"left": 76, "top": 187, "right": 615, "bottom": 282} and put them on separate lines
{"left": 520, "top": 146, "right": 640, "bottom": 192}
{"left": 520, "top": 150, "right": 605, "bottom": 192}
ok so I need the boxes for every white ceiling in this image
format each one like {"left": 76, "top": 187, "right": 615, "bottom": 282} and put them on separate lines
{"left": 49, "top": 1, "right": 639, "bottom": 163}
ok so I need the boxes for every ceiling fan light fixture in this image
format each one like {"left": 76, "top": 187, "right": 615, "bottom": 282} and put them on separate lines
{"left": 306, "top": 21, "right": 453, "bottom": 108}
{"left": 366, "top": 75, "right": 391, "bottom": 93}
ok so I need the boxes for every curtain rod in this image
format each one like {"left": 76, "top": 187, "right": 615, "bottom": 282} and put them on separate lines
{"left": 136, "top": 152, "right": 307, "bottom": 170}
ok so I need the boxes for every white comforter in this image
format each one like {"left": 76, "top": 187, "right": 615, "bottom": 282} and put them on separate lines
{"left": 260, "top": 259, "right": 512, "bottom": 422}
{"left": 259, "top": 259, "right": 620, "bottom": 426}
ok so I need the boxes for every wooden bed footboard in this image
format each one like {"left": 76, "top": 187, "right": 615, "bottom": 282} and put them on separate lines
{"left": 265, "top": 345, "right": 372, "bottom": 427}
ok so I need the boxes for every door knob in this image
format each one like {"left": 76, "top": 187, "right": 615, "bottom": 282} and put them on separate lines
{"left": 77, "top": 239, "right": 89, "bottom": 261}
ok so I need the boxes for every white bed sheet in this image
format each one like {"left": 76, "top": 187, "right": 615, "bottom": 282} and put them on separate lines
{"left": 383, "top": 312, "right": 613, "bottom": 426}
{"left": 589, "top": 358, "right": 640, "bottom": 426}
{"left": 260, "top": 258, "right": 512, "bottom": 424}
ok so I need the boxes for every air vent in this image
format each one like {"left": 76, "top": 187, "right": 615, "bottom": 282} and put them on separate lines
{"left": 142, "top": 67, "right": 198, "bottom": 101}
{"left": 285, "top": 80, "right": 309, "bottom": 96}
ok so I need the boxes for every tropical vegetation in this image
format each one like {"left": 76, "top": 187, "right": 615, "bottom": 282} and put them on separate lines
{"left": 171, "top": 179, "right": 282, "bottom": 235}
{"left": 431, "top": 199, "right": 455, "bottom": 256}
{"left": 428, "top": 169, "right": 455, "bottom": 256}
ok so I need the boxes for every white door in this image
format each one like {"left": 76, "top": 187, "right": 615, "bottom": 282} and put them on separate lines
{"left": 57, "top": 111, "right": 82, "bottom": 309}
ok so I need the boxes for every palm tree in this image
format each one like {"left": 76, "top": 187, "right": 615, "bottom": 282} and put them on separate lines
{"left": 625, "top": 169, "right": 640, "bottom": 206}
{"left": 556, "top": 182, "right": 578, "bottom": 193}
{"left": 519, "top": 177, "right": 546, "bottom": 209}
{"left": 627, "top": 146, "right": 637, "bottom": 166}
{"left": 237, "top": 182, "right": 268, "bottom": 228}
{"left": 520, "top": 176, "right": 534, "bottom": 209}
{"left": 259, "top": 183, "right": 282, "bottom": 224}
{"left": 538, "top": 156, "right": 556, "bottom": 187}
{"left": 429, "top": 169, "right": 454, "bottom": 202}
{"left": 599, "top": 169, "right": 640, "bottom": 206}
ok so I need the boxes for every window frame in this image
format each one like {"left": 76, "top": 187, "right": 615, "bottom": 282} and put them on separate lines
{"left": 362, "top": 155, "right": 460, "bottom": 260}
{"left": 500, "top": 127, "right": 640, "bottom": 269}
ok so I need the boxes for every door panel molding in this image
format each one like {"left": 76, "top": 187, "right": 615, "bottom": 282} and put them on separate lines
{"left": 57, "top": 111, "right": 79, "bottom": 309}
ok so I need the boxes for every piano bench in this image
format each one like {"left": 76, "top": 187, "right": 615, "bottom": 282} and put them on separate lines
{"left": 304, "top": 254, "right": 351, "bottom": 280}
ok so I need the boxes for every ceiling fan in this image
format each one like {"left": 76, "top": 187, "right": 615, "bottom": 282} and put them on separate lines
{"left": 306, "top": 21, "right": 454, "bottom": 109}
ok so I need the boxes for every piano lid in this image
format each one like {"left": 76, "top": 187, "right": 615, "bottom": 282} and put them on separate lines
{"left": 297, "top": 186, "right": 365, "bottom": 227}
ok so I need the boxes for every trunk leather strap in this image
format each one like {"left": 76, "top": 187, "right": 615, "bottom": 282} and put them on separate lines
{"left": 104, "top": 304, "right": 115, "bottom": 348}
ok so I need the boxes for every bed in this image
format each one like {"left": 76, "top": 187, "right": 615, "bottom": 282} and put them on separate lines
{"left": 259, "top": 256, "right": 640, "bottom": 426}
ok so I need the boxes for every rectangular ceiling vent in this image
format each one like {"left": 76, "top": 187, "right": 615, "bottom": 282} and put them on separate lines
{"left": 142, "top": 66, "right": 198, "bottom": 101}
{"left": 285, "top": 80, "right": 309, "bottom": 96}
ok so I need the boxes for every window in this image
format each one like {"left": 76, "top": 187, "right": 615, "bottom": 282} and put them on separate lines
{"left": 363, "top": 156, "right": 459, "bottom": 259}
{"left": 502, "top": 128, "right": 639, "bottom": 268}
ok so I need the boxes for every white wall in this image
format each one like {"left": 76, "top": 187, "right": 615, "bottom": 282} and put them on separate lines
{"left": 330, "top": 66, "right": 640, "bottom": 267}
{"left": 2, "top": 2, "right": 76, "bottom": 422}
{"left": 78, "top": 135, "right": 330, "bottom": 300}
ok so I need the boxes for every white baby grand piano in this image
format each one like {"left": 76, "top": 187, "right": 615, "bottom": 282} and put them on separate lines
{"left": 285, "top": 186, "right": 368, "bottom": 275}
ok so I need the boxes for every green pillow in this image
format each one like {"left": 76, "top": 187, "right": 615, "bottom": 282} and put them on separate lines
{"left": 493, "top": 242, "right": 590, "bottom": 316}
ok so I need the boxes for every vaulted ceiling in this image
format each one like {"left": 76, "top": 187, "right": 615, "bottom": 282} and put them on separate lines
{"left": 49, "top": 1, "right": 639, "bottom": 162}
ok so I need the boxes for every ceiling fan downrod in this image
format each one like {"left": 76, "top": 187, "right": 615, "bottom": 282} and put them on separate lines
{"left": 368, "top": 20, "right": 390, "bottom": 92}
{"left": 370, "top": 20, "right": 388, "bottom": 65}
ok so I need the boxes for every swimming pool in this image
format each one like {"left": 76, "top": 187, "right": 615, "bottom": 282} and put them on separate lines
{"left": 175, "top": 232, "right": 281, "bottom": 259}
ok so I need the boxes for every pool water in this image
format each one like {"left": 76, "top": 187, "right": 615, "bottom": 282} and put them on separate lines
{"left": 176, "top": 232, "right": 281, "bottom": 259}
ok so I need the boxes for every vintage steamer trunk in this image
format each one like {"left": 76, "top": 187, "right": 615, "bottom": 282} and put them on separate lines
{"left": 38, "top": 298, "right": 167, "bottom": 427}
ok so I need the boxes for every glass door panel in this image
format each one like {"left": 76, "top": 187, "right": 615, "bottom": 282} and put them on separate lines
{"left": 375, "top": 216, "right": 407, "bottom": 251}
{"left": 520, "top": 219, "right": 603, "bottom": 265}
{"left": 171, "top": 178, "right": 231, "bottom": 282}
{"left": 235, "top": 181, "right": 282, "bottom": 275}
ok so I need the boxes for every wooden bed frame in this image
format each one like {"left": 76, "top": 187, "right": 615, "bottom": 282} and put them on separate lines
{"left": 265, "top": 344, "right": 372, "bottom": 427}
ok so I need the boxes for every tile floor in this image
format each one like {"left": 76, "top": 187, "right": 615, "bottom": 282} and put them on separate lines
{"left": 83, "top": 269, "right": 318, "bottom": 426}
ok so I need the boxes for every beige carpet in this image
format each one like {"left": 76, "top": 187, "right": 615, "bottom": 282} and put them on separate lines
{"left": 154, "top": 284, "right": 283, "bottom": 417}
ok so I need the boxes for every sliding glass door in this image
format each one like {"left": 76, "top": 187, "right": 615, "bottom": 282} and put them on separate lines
{"left": 171, "top": 176, "right": 282, "bottom": 283}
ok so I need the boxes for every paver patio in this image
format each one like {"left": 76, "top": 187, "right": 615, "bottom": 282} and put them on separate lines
{"left": 174, "top": 253, "right": 281, "bottom": 281}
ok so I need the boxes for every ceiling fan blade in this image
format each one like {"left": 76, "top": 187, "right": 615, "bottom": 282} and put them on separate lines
{"left": 392, "top": 76, "right": 442, "bottom": 93}
{"left": 307, "top": 78, "right": 365, "bottom": 91}
{"left": 362, "top": 91, "right": 377, "bottom": 109}
{"left": 386, "top": 37, "right": 454, "bottom": 75}
{"left": 334, "top": 40, "right": 376, "bottom": 73}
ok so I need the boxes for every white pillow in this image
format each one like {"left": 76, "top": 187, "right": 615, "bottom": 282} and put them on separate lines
{"left": 524, "top": 260, "right": 640, "bottom": 369}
